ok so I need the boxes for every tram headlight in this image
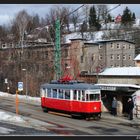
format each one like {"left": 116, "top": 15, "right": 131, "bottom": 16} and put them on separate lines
{"left": 93, "top": 107, "right": 97, "bottom": 110}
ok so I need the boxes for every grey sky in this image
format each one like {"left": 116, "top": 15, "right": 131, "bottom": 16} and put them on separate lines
{"left": 0, "top": 4, "right": 140, "bottom": 26}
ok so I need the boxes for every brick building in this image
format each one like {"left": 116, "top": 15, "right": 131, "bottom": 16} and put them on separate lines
{"left": 0, "top": 38, "right": 136, "bottom": 96}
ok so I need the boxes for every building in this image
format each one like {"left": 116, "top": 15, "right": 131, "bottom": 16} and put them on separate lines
{"left": 0, "top": 38, "right": 136, "bottom": 97}
{"left": 115, "top": 14, "right": 122, "bottom": 23}
{"left": 69, "top": 39, "right": 135, "bottom": 75}
{"left": 98, "top": 67, "right": 140, "bottom": 85}
{"left": 0, "top": 41, "right": 70, "bottom": 96}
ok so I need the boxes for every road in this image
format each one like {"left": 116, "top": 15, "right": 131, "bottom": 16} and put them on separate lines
{"left": 0, "top": 96, "right": 140, "bottom": 135}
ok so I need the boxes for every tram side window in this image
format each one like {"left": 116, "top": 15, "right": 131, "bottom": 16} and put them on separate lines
{"left": 73, "top": 90, "right": 77, "bottom": 100}
{"left": 86, "top": 94, "right": 90, "bottom": 101}
{"left": 78, "top": 90, "right": 81, "bottom": 100}
{"left": 90, "top": 94, "right": 100, "bottom": 101}
{"left": 41, "top": 88, "right": 46, "bottom": 97}
{"left": 82, "top": 90, "right": 85, "bottom": 101}
{"left": 58, "top": 89, "right": 63, "bottom": 99}
{"left": 53, "top": 89, "right": 57, "bottom": 98}
{"left": 47, "top": 89, "right": 52, "bottom": 97}
{"left": 86, "top": 94, "right": 100, "bottom": 101}
{"left": 65, "top": 90, "right": 70, "bottom": 100}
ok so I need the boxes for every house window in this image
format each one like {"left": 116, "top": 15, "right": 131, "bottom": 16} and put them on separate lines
{"left": 110, "top": 54, "right": 114, "bottom": 60}
{"left": 129, "top": 44, "right": 131, "bottom": 49}
{"left": 99, "top": 55, "right": 103, "bottom": 60}
{"left": 99, "top": 45, "right": 102, "bottom": 49}
{"left": 2, "top": 43, "right": 6, "bottom": 48}
{"left": 117, "top": 54, "right": 120, "bottom": 60}
{"left": 45, "top": 51, "right": 48, "bottom": 59}
{"left": 111, "top": 43, "right": 114, "bottom": 49}
{"left": 129, "top": 55, "right": 131, "bottom": 60}
{"left": 81, "top": 56, "right": 83, "bottom": 63}
{"left": 10, "top": 43, "right": 13, "bottom": 48}
{"left": 123, "top": 55, "right": 126, "bottom": 60}
{"left": 91, "top": 54, "right": 95, "bottom": 61}
{"left": 110, "top": 64, "right": 114, "bottom": 67}
{"left": 117, "top": 43, "right": 120, "bottom": 49}
{"left": 123, "top": 44, "right": 126, "bottom": 49}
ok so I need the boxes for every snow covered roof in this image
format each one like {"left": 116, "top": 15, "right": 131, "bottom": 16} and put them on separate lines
{"left": 134, "top": 54, "right": 140, "bottom": 61}
{"left": 99, "top": 67, "right": 140, "bottom": 76}
{"left": 96, "top": 83, "right": 140, "bottom": 89}
{"left": 63, "top": 31, "right": 104, "bottom": 43}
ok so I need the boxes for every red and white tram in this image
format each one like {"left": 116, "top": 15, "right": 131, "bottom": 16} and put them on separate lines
{"left": 40, "top": 80, "right": 101, "bottom": 120}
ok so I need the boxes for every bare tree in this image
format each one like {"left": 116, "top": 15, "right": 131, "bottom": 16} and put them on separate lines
{"left": 70, "top": 10, "right": 80, "bottom": 32}
{"left": 96, "top": 5, "right": 108, "bottom": 23}
{"left": 13, "top": 10, "right": 31, "bottom": 49}
{"left": 82, "top": 4, "right": 90, "bottom": 26}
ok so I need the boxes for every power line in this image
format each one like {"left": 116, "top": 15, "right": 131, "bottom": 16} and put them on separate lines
{"left": 107, "top": 4, "right": 121, "bottom": 13}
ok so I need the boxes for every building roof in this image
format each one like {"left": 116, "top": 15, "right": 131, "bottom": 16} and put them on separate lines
{"left": 99, "top": 67, "right": 140, "bottom": 76}
{"left": 95, "top": 39, "right": 135, "bottom": 44}
{"left": 134, "top": 54, "right": 140, "bottom": 61}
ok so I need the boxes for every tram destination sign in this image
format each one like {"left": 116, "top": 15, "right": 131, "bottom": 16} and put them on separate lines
{"left": 99, "top": 86, "right": 116, "bottom": 91}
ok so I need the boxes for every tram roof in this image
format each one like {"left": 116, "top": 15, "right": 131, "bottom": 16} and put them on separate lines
{"left": 41, "top": 82, "right": 100, "bottom": 90}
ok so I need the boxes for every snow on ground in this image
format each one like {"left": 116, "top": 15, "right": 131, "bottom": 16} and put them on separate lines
{"left": 0, "top": 91, "right": 56, "bottom": 134}
{"left": 0, "top": 110, "right": 26, "bottom": 124}
{"left": 0, "top": 91, "right": 41, "bottom": 103}
{"left": 0, "top": 91, "right": 40, "bottom": 125}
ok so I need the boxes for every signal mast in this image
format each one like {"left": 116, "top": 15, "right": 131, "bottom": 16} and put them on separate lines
{"left": 55, "top": 19, "right": 62, "bottom": 80}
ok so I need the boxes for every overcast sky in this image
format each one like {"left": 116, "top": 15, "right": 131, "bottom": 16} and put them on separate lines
{"left": 0, "top": 4, "right": 140, "bottom": 26}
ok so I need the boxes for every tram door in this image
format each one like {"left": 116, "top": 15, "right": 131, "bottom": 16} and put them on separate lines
{"left": 72, "top": 90, "right": 83, "bottom": 111}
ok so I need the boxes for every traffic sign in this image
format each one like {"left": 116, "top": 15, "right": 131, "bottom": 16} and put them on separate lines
{"left": 18, "top": 82, "right": 23, "bottom": 91}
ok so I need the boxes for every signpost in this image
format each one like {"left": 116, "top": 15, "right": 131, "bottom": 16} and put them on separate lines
{"left": 18, "top": 82, "right": 23, "bottom": 91}
{"left": 15, "top": 90, "right": 19, "bottom": 115}
{"left": 16, "top": 81, "right": 23, "bottom": 115}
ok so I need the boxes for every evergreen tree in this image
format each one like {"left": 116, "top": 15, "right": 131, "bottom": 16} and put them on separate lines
{"left": 89, "top": 5, "right": 101, "bottom": 31}
{"left": 121, "top": 6, "right": 133, "bottom": 26}
{"left": 106, "top": 13, "right": 112, "bottom": 23}
{"left": 132, "top": 12, "right": 136, "bottom": 23}
{"left": 80, "top": 20, "right": 88, "bottom": 38}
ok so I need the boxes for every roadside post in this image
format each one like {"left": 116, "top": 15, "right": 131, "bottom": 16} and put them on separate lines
{"left": 15, "top": 90, "right": 19, "bottom": 115}
{"left": 16, "top": 82, "right": 23, "bottom": 115}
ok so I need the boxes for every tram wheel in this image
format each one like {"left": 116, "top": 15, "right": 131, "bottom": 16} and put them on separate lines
{"left": 98, "top": 113, "right": 101, "bottom": 119}
{"left": 95, "top": 113, "right": 101, "bottom": 120}
{"left": 42, "top": 107, "right": 48, "bottom": 113}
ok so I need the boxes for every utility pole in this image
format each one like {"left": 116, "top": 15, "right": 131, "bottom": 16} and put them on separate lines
{"left": 55, "top": 19, "right": 62, "bottom": 80}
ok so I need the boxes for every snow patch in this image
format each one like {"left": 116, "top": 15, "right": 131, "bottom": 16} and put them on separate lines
{"left": 0, "top": 111, "right": 26, "bottom": 123}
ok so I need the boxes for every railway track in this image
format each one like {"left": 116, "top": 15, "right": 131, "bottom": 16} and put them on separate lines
{"left": 0, "top": 96, "right": 140, "bottom": 135}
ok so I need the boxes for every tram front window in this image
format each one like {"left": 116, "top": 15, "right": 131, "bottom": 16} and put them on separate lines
{"left": 86, "top": 94, "right": 100, "bottom": 101}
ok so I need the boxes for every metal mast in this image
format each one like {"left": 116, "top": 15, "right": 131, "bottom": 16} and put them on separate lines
{"left": 55, "top": 19, "right": 61, "bottom": 80}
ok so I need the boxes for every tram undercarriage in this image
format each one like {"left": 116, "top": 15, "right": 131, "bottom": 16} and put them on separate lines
{"left": 42, "top": 106, "right": 101, "bottom": 120}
